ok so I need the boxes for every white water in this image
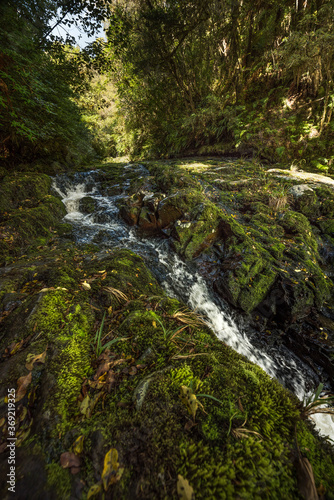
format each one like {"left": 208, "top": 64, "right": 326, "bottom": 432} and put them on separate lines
{"left": 53, "top": 170, "right": 334, "bottom": 441}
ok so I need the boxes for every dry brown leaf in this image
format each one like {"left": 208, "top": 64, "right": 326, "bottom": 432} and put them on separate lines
{"left": 16, "top": 372, "right": 32, "bottom": 402}
{"left": 177, "top": 475, "right": 194, "bottom": 500}
{"left": 129, "top": 366, "right": 137, "bottom": 376}
{"left": 94, "top": 361, "right": 111, "bottom": 380}
{"left": 60, "top": 452, "right": 81, "bottom": 469}
{"left": 25, "top": 348, "right": 47, "bottom": 370}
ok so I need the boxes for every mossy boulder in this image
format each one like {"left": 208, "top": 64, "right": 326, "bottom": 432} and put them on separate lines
{"left": 288, "top": 184, "right": 318, "bottom": 218}
{"left": 173, "top": 201, "right": 221, "bottom": 259}
{"left": 79, "top": 196, "right": 96, "bottom": 214}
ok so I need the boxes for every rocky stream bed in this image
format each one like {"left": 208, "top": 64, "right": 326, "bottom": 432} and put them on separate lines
{"left": 1, "top": 158, "right": 334, "bottom": 499}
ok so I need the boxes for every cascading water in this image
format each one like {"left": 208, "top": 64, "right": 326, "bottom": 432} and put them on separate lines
{"left": 52, "top": 167, "right": 334, "bottom": 441}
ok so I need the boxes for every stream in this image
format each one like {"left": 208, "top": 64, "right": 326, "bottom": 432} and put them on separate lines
{"left": 52, "top": 166, "right": 334, "bottom": 441}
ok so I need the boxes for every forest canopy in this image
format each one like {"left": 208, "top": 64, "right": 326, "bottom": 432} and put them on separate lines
{"left": 1, "top": 0, "right": 333, "bottom": 170}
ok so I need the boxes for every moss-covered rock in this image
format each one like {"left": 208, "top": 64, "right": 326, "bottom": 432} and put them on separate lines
{"left": 79, "top": 196, "right": 96, "bottom": 214}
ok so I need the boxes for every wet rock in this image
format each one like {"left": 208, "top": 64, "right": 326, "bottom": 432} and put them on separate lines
{"left": 157, "top": 194, "right": 184, "bottom": 228}
{"left": 92, "top": 229, "right": 110, "bottom": 244}
{"left": 79, "top": 196, "right": 96, "bottom": 214}
{"left": 118, "top": 193, "right": 144, "bottom": 225}
{"left": 93, "top": 212, "right": 113, "bottom": 224}
{"left": 138, "top": 206, "right": 159, "bottom": 231}
{"left": 173, "top": 202, "right": 221, "bottom": 259}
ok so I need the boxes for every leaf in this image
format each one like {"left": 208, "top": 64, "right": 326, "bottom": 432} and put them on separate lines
{"left": 80, "top": 395, "right": 90, "bottom": 416}
{"left": 177, "top": 475, "right": 194, "bottom": 500}
{"left": 102, "top": 448, "right": 123, "bottom": 491}
{"left": 129, "top": 366, "right": 137, "bottom": 376}
{"left": 87, "top": 483, "right": 102, "bottom": 499}
{"left": 180, "top": 386, "right": 198, "bottom": 419}
{"left": 73, "top": 435, "right": 84, "bottom": 455}
{"left": 16, "top": 372, "right": 32, "bottom": 402}
{"left": 25, "top": 348, "right": 47, "bottom": 370}
{"left": 82, "top": 281, "right": 91, "bottom": 290}
{"left": 60, "top": 452, "right": 81, "bottom": 469}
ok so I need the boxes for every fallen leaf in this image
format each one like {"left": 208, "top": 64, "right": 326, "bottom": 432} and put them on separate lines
{"left": 94, "top": 361, "right": 111, "bottom": 380}
{"left": 180, "top": 386, "right": 199, "bottom": 419}
{"left": 177, "top": 475, "right": 194, "bottom": 500}
{"left": 129, "top": 366, "right": 137, "bottom": 376}
{"left": 102, "top": 448, "right": 123, "bottom": 491}
{"left": 25, "top": 348, "right": 47, "bottom": 370}
{"left": 60, "top": 452, "right": 81, "bottom": 469}
{"left": 80, "top": 395, "right": 90, "bottom": 416}
{"left": 16, "top": 372, "right": 32, "bottom": 402}
{"left": 82, "top": 281, "right": 91, "bottom": 290}
{"left": 73, "top": 435, "right": 85, "bottom": 455}
{"left": 9, "top": 339, "right": 24, "bottom": 356}
{"left": 86, "top": 392, "right": 103, "bottom": 417}
{"left": 87, "top": 483, "right": 102, "bottom": 499}
{"left": 184, "top": 420, "right": 197, "bottom": 432}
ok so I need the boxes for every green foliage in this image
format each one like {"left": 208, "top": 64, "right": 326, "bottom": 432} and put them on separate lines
{"left": 103, "top": 0, "right": 334, "bottom": 161}
{"left": 92, "top": 311, "right": 125, "bottom": 356}
{"left": 0, "top": 3, "right": 96, "bottom": 167}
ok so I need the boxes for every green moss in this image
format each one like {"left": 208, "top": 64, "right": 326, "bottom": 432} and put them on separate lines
{"left": 27, "top": 290, "right": 85, "bottom": 341}
{"left": 280, "top": 211, "right": 318, "bottom": 252}
{"left": 46, "top": 463, "right": 71, "bottom": 499}
{"left": 237, "top": 269, "right": 277, "bottom": 313}
{"left": 296, "top": 421, "right": 334, "bottom": 493}
{"left": 316, "top": 187, "right": 334, "bottom": 217}
{"left": 0, "top": 173, "right": 51, "bottom": 213}
{"left": 51, "top": 334, "right": 92, "bottom": 433}
{"left": 178, "top": 438, "right": 296, "bottom": 499}
{"left": 174, "top": 201, "right": 222, "bottom": 259}
{"left": 318, "top": 219, "right": 334, "bottom": 236}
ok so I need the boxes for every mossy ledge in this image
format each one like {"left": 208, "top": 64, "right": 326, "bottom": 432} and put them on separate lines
{"left": 0, "top": 244, "right": 334, "bottom": 499}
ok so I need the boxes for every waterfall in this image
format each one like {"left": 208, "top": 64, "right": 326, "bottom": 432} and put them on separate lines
{"left": 52, "top": 169, "right": 334, "bottom": 441}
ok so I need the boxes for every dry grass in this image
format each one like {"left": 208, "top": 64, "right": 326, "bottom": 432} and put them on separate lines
{"left": 170, "top": 308, "right": 206, "bottom": 328}
{"left": 268, "top": 194, "right": 288, "bottom": 212}
{"left": 103, "top": 287, "right": 128, "bottom": 303}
